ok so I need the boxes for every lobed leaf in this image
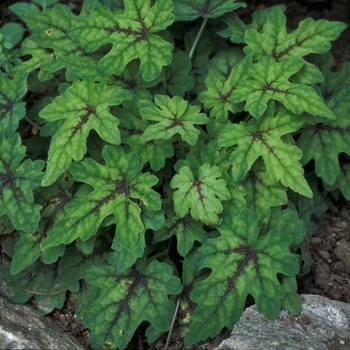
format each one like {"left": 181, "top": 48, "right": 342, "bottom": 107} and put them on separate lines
{"left": 243, "top": 6, "right": 347, "bottom": 61}
{"left": 83, "top": 260, "right": 182, "bottom": 349}
{"left": 40, "top": 80, "right": 126, "bottom": 186}
{"left": 0, "top": 260, "right": 79, "bottom": 315}
{"left": 171, "top": 163, "right": 230, "bottom": 225}
{"left": 70, "top": 0, "right": 175, "bottom": 81}
{"left": 217, "top": 5, "right": 286, "bottom": 44}
{"left": 0, "top": 133, "right": 44, "bottom": 232}
{"left": 41, "top": 146, "right": 161, "bottom": 253}
{"left": 298, "top": 85, "right": 350, "bottom": 185}
{"left": 218, "top": 105, "right": 312, "bottom": 197}
{"left": 184, "top": 209, "right": 299, "bottom": 344}
{"left": 140, "top": 95, "right": 208, "bottom": 146}
{"left": 232, "top": 56, "right": 335, "bottom": 119}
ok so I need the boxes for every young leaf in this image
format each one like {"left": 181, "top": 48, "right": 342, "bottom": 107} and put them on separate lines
{"left": 70, "top": 0, "right": 175, "bottom": 81}
{"left": 170, "top": 163, "right": 230, "bottom": 225}
{"left": 173, "top": 0, "right": 246, "bottom": 21}
{"left": 140, "top": 95, "right": 209, "bottom": 146}
{"left": 243, "top": 6, "right": 347, "bottom": 61}
{"left": 298, "top": 85, "right": 350, "bottom": 185}
{"left": 82, "top": 260, "right": 182, "bottom": 350}
{"left": 41, "top": 146, "right": 161, "bottom": 252}
{"left": 184, "top": 209, "right": 299, "bottom": 344}
{"left": 40, "top": 80, "right": 126, "bottom": 186}
{"left": 232, "top": 57, "right": 335, "bottom": 119}
{"left": 218, "top": 106, "right": 313, "bottom": 197}
{"left": 0, "top": 133, "right": 44, "bottom": 232}
{"left": 0, "top": 73, "right": 27, "bottom": 137}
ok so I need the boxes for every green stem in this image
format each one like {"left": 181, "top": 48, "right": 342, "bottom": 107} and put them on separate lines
{"left": 24, "top": 116, "right": 42, "bottom": 131}
{"left": 189, "top": 18, "right": 208, "bottom": 60}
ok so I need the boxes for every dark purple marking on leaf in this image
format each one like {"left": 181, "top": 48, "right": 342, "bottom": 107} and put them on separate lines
{"left": 0, "top": 156, "right": 17, "bottom": 196}
{"left": 156, "top": 217, "right": 186, "bottom": 241}
{"left": 165, "top": 115, "right": 185, "bottom": 131}
{"left": 273, "top": 37, "right": 308, "bottom": 61}
{"left": 104, "top": 9, "right": 151, "bottom": 45}
{"left": 245, "top": 170, "right": 264, "bottom": 210}
{"left": 113, "top": 75, "right": 139, "bottom": 90}
{"left": 0, "top": 92, "right": 15, "bottom": 124}
{"left": 68, "top": 104, "right": 96, "bottom": 144}
{"left": 102, "top": 272, "right": 143, "bottom": 344}
{"left": 261, "top": 80, "right": 288, "bottom": 95}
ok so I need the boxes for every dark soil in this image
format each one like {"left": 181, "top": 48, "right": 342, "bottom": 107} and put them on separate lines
{"left": 1, "top": 0, "right": 350, "bottom": 349}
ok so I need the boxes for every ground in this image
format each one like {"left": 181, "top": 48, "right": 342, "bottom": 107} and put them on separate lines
{"left": 1, "top": 0, "right": 350, "bottom": 349}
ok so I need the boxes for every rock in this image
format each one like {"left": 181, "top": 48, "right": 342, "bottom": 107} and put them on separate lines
{"left": 0, "top": 296, "right": 85, "bottom": 350}
{"left": 214, "top": 294, "right": 350, "bottom": 350}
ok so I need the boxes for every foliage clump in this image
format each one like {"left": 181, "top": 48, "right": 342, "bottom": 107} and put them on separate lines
{"left": 0, "top": 0, "right": 349, "bottom": 348}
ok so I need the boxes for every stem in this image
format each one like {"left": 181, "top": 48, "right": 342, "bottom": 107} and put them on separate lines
{"left": 24, "top": 116, "right": 42, "bottom": 131}
{"left": 164, "top": 293, "right": 182, "bottom": 350}
{"left": 189, "top": 18, "right": 208, "bottom": 60}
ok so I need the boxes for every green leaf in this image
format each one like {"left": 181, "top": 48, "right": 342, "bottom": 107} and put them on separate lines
{"left": 218, "top": 106, "right": 312, "bottom": 197}
{"left": 82, "top": 260, "right": 182, "bottom": 350}
{"left": 0, "top": 260, "right": 79, "bottom": 315}
{"left": 10, "top": 173, "right": 74, "bottom": 275}
{"left": 140, "top": 95, "right": 209, "bottom": 146}
{"left": 9, "top": 3, "right": 39, "bottom": 20}
{"left": 171, "top": 163, "right": 230, "bottom": 225}
{"left": 118, "top": 107, "right": 174, "bottom": 171}
{"left": 173, "top": 0, "right": 246, "bottom": 21}
{"left": 242, "top": 160, "right": 288, "bottom": 221}
{"left": 184, "top": 209, "right": 299, "bottom": 344}
{"left": 164, "top": 51, "right": 195, "bottom": 97}
{"left": 71, "top": 0, "right": 175, "bottom": 81}
{"left": 32, "top": 0, "right": 60, "bottom": 10}
{"left": 298, "top": 85, "right": 350, "bottom": 185}
{"left": 58, "top": 242, "right": 108, "bottom": 282}
{"left": 0, "top": 73, "right": 27, "bottom": 137}
{"left": 0, "top": 133, "right": 44, "bottom": 232}
{"left": 0, "top": 23, "right": 25, "bottom": 47}
{"left": 217, "top": 5, "right": 286, "bottom": 44}
{"left": 40, "top": 80, "right": 126, "bottom": 186}
{"left": 153, "top": 212, "right": 207, "bottom": 257}
{"left": 280, "top": 276, "right": 302, "bottom": 315}
{"left": 263, "top": 207, "right": 306, "bottom": 249}
{"left": 10, "top": 38, "right": 63, "bottom": 77}
{"left": 21, "top": 4, "right": 78, "bottom": 55}
{"left": 232, "top": 57, "right": 335, "bottom": 119}
{"left": 41, "top": 146, "right": 161, "bottom": 252}
{"left": 199, "top": 53, "right": 251, "bottom": 122}
{"left": 324, "top": 162, "right": 350, "bottom": 200}
{"left": 243, "top": 6, "right": 347, "bottom": 61}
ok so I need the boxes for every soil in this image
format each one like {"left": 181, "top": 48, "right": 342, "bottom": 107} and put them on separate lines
{"left": 1, "top": 0, "right": 350, "bottom": 349}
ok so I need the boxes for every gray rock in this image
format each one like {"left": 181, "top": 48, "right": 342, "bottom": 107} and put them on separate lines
{"left": 214, "top": 294, "right": 350, "bottom": 350}
{"left": 0, "top": 296, "right": 85, "bottom": 350}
